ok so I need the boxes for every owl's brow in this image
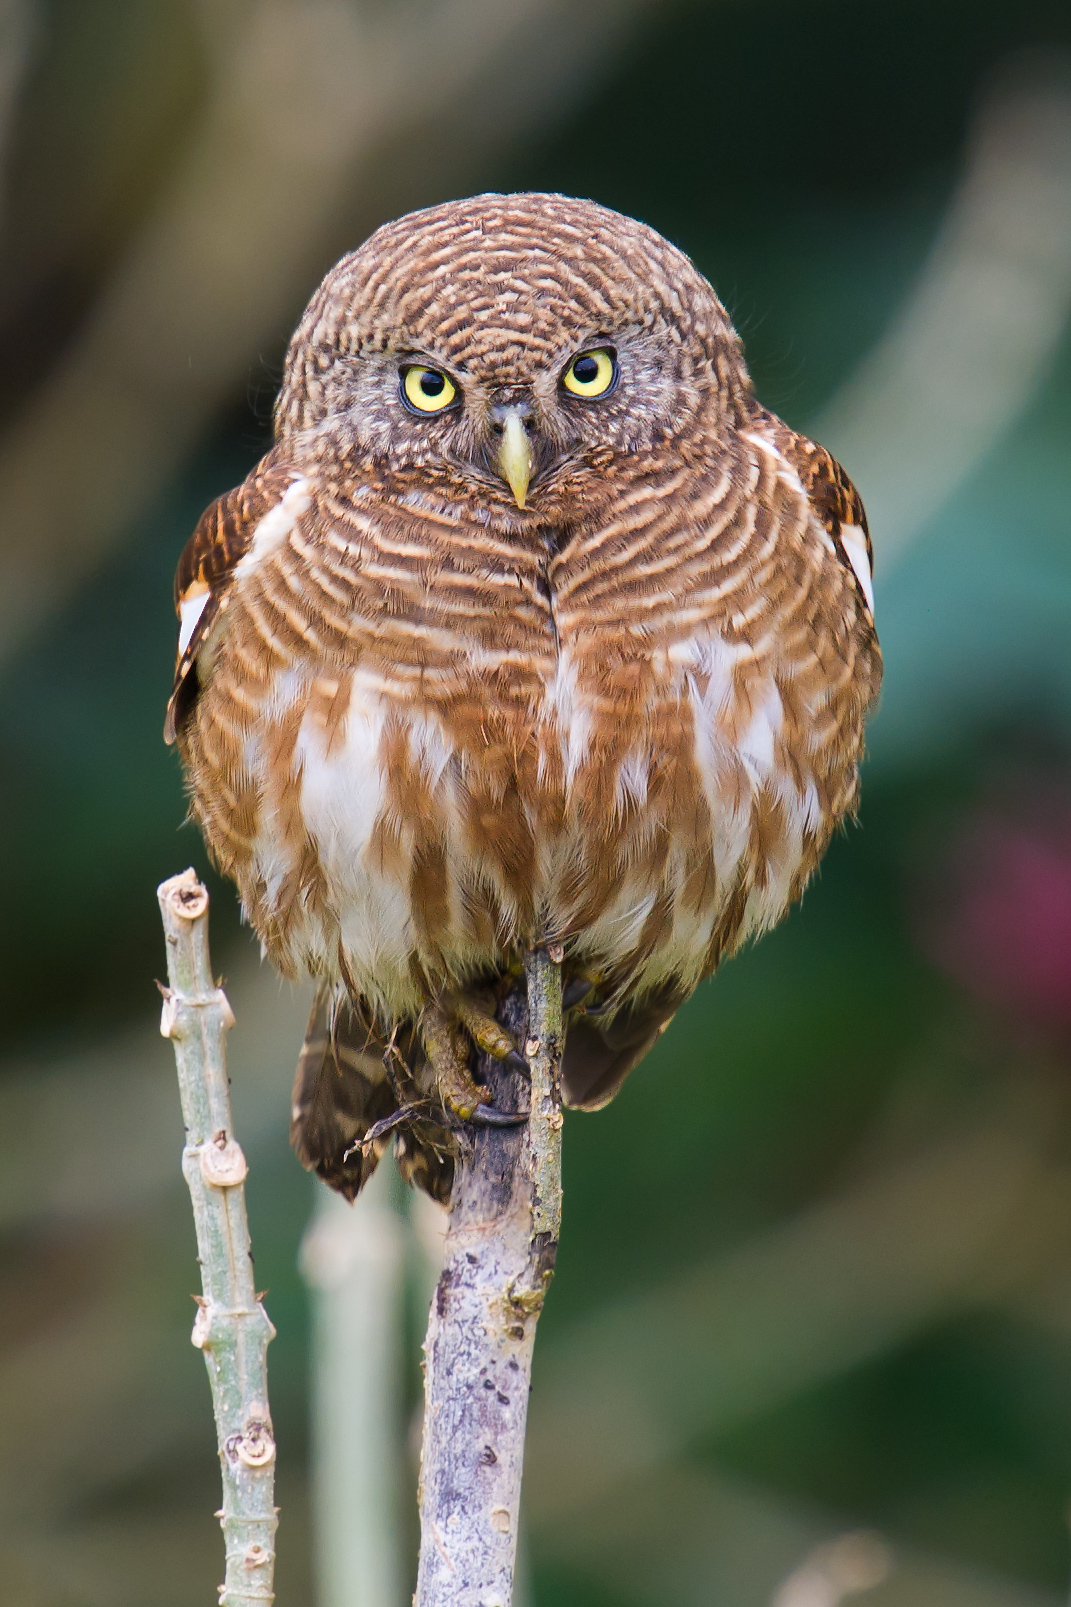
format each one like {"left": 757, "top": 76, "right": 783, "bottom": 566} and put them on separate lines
{"left": 389, "top": 344, "right": 467, "bottom": 375}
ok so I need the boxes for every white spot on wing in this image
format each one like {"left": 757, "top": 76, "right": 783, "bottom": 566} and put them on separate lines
{"left": 839, "top": 522, "right": 875, "bottom": 615}
{"left": 178, "top": 590, "right": 210, "bottom": 655}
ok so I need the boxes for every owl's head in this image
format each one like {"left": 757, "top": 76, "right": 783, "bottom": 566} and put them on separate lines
{"left": 276, "top": 194, "right": 751, "bottom": 512}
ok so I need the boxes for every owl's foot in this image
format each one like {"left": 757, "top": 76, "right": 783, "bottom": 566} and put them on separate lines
{"left": 421, "top": 1002, "right": 491, "bottom": 1119}
{"left": 452, "top": 994, "right": 530, "bottom": 1076}
{"left": 420, "top": 995, "right": 530, "bottom": 1127}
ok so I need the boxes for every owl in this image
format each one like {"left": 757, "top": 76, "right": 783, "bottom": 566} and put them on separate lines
{"left": 166, "top": 193, "right": 881, "bottom": 1203}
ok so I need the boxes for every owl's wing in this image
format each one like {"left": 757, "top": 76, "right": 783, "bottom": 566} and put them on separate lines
{"left": 752, "top": 405, "right": 876, "bottom": 620}
{"left": 290, "top": 984, "right": 392, "bottom": 1199}
{"left": 163, "top": 458, "right": 299, "bottom": 744}
{"left": 561, "top": 984, "right": 683, "bottom": 1111}
{"left": 558, "top": 410, "right": 878, "bottom": 1114}
{"left": 291, "top": 984, "right": 456, "bottom": 1204}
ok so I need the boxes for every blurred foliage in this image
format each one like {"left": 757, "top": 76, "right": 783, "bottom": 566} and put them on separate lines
{"left": 0, "top": 0, "right": 205, "bottom": 427}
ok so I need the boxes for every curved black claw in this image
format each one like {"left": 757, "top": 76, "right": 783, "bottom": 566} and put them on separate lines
{"left": 504, "top": 1048, "right": 531, "bottom": 1076}
{"left": 562, "top": 977, "right": 594, "bottom": 1010}
{"left": 469, "top": 1103, "right": 530, "bottom": 1127}
{"left": 583, "top": 997, "right": 615, "bottom": 1018}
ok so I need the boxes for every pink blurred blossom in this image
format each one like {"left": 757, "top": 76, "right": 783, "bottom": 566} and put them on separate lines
{"left": 922, "top": 807, "right": 1071, "bottom": 1025}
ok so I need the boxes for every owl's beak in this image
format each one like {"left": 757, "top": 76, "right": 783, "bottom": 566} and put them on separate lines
{"left": 497, "top": 411, "right": 533, "bottom": 508}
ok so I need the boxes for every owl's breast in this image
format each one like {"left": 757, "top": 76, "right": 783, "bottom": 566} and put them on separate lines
{"left": 182, "top": 451, "right": 876, "bottom": 1017}
{"left": 201, "top": 619, "right": 855, "bottom": 1019}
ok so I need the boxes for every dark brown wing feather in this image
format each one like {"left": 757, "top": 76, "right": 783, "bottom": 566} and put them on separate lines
{"left": 753, "top": 405, "right": 875, "bottom": 605}
{"left": 561, "top": 985, "right": 682, "bottom": 1112}
{"left": 290, "top": 984, "right": 457, "bottom": 1204}
{"left": 289, "top": 985, "right": 398, "bottom": 1201}
{"left": 164, "top": 459, "right": 294, "bottom": 744}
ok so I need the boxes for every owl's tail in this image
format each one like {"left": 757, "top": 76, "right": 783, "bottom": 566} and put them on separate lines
{"left": 289, "top": 985, "right": 456, "bottom": 1204}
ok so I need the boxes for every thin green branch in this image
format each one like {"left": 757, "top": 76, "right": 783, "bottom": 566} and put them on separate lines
{"left": 158, "top": 869, "right": 277, "bottom": 1607}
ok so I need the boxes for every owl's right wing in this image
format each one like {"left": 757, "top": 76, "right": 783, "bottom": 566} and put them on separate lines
{"left": 164, "top": 458, "right": 305, "bottom": 744}
{"left": 561, "top": 985, "right": 683, "bottom": 1111}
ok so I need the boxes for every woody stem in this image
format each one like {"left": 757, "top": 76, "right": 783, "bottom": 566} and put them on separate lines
{"left": 157, "top": 869, "right": 278, "bottom": 1607}
{"left": 414, "top": 947, "right": 564, "bottom": 1607}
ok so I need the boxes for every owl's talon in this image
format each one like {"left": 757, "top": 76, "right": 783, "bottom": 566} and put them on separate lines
{"left": 469, "top": 1103, "right": 529, "bottom": 1128}
{"left": 562, "top": 977, "right": 594, "bottom": 1010}
{"left": 503, "top": 1047, "right": 531, "bottom": 1076}
{"left": 439, "top": 1078, "right": 494, "bottom": 1121}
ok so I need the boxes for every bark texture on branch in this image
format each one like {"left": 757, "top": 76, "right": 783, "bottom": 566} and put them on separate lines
{"left": 415, "top": 947, "right": 563, "bottom": 1607}
{"left": 158, "top": 868, "right": 278, "bottom": 1607}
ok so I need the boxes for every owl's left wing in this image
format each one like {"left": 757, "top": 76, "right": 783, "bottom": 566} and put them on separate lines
{"left": 749, "top": 405, "right": 875, "bottom": 621}
{"left": 163, "top": 458, "right": 302, "bottom": 744}
{"left": 562, "top": 986, "right": 682, "bottom": 1112}
{"left": 559, "top": 409, "right": 880, "bottom": 1113}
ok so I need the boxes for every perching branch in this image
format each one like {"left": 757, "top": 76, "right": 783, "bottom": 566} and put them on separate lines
{"left": 524, "top": 944, "right": 565, "bottom": 1258}
{"left": 415, "top": 945, "right": 564, "bottom": 1607}
{"left": 158, "top": 868, "right": 278, "bottom": 1607}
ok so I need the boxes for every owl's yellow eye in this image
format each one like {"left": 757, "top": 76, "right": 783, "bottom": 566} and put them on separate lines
{"left": 562, "top": 348, "right": 617, "bottom": 399}
{"left": 402, "top": 365, "right": 457, "bottom": 414}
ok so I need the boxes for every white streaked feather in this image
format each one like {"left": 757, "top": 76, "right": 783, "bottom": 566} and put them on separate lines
{"left": 737, "top": 678, "right": 783, "bottom": 782}
{"left": 233, "top": 475, "right": 312, "bottom": 583}
{"left": 839, "top": 522, "right": 875, "bottom": 615}
{"left": 545, "top": 647, "right": 591, "bottom": 788}
{"left": 178, "top": 590, "right": 210, "bottom": 655}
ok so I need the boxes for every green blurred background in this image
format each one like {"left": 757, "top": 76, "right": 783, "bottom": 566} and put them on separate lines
{"left": 3, "top": 1, "right": 1071, "bottom": 1603}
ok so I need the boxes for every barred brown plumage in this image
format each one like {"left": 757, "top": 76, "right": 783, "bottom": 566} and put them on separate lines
{"left": 166, "top": 192, "right": 881, "bottom": 1200}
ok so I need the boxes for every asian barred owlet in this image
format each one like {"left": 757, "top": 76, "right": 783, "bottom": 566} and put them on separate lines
{"left": 166, "top": 193, "right": 881, "bottom": 1203}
